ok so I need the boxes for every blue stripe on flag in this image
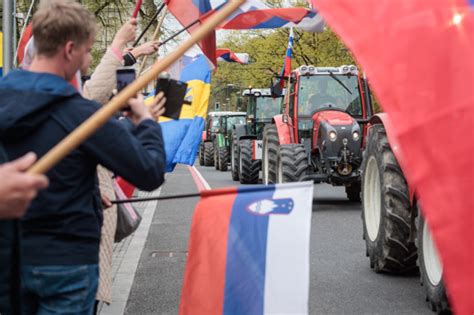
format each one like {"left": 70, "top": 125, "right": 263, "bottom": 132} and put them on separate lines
{"left": 469, "top": 0, "right": 474, "bottom": 7}
{"left": 172, "top": 116, "right": 205, "bottom": 166}
{"left": 253, "top": 16, "right": 289, "bottom": 29}
{"left": 160, "top": 118, "right": 193, "bottom": 172}
{"left": 223, "top": 185, "right": 276, "bottom": 315}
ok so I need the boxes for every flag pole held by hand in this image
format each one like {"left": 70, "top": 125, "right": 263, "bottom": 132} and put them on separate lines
{"left": 27, "top": 0, "right": 245, "bottom": 175}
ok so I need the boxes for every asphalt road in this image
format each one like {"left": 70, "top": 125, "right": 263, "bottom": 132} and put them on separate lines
{"left": 125, "top": 164, "right": 432, "bottom": 315}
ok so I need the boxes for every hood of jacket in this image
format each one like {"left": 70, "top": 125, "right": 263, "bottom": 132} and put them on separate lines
{"left": 0, "top": 70, "right": 78, "bottom": 141}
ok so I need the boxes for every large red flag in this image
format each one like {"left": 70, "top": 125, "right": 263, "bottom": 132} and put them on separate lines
{"left": 313, "top": 0, "right": 473, "bottom": 314}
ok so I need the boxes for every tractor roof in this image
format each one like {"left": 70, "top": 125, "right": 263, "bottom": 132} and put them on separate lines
{"left": 242, "top": 88, "right": 272, "bottom": 97}
{"left": 293, "top": 64, "right": 359, "bottom": 76}
{"left": 208, "top": 111, "right": 246, "bottom": 116}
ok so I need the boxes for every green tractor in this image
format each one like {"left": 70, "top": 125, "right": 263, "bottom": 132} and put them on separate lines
{"left": 230, "top": 88, "right": 283, "bottom": 183}
{"left": 212, "top": 113, "right": 246, "bottom": 171}
{"left": 199, "top": 112, "right": 245, "bottom": 167}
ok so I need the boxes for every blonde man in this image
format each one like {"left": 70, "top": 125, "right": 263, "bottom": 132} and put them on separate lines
{"left": 0, "top": 1, "right": 166, "bottom": 313}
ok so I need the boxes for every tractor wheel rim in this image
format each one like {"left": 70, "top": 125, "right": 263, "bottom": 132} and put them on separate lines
{"left": 363, "top": 156, "right": 382, "bottom": 242}
{"left": 423, "top": 222, "right": 443, "bottom": 286}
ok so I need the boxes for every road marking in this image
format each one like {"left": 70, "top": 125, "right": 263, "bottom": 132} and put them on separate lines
{"left": 99, "top": 187, "right": 162, "bottom": 315}
{"left": 187, "top": 165, "right": 211, "bottom": 191}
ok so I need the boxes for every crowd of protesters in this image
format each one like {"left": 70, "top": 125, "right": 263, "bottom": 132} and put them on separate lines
{"left": 0, "top": 0, "right": 167, "bottom": 314}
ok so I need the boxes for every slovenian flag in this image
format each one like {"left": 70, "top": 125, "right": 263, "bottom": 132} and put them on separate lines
{"left": 179, "top": 182, "right": 313, "bottom": 315}
{"left": 279, "top": 27, "right": 294, "bottom": 89}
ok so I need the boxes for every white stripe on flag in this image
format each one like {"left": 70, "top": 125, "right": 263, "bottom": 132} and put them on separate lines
{"left": 264, "top": 181, "right": 313, "bottom": 314}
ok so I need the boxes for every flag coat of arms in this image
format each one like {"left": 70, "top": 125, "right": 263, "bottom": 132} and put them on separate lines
{"left": 179, "top": 182, "right": 313, "bottom": 315}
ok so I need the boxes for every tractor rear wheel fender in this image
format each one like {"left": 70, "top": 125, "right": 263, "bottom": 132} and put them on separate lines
{"left": 276, "top": 144, "right": 308, "bottom": 183}
{"left": 417, "top": 206, "right": 450, "bottom": 314}
{"left": 262, "top": 124, "right": 279, "bottom": 185}
{"left": 361, "top": 124, "right": 417, "bottom": 274}
{"left": 238, "top": 140, "right": 260, "bottom": 184}
{"left": 273, "top": 114, "right": 293, "bottom": 145}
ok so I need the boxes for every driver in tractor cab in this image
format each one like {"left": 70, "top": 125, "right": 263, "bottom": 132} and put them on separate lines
{"left": 307, "top": 79, "right": 337, "bottom": 112}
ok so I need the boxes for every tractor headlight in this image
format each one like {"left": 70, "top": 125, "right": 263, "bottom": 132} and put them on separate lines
{"left": 329, "top": 131, "right": 337, "bottom": 142}
{"left": 352, "top": 131, "right": 360, "bottom": 141}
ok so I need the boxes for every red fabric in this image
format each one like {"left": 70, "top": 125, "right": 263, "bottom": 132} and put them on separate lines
{"left": 314, "top": 0, "right": 473, "bottom": 314}
{"left": 17, "top": 23, "right": 32, "bottom": 65}
{"left": 179, "top": 187, "right": 237, "bottom": 315}
{"left": 165, "top": 0, "right": 216, "bottom": 65}
{"left": 115, "top": 177, "right": 135, "bottom": 199}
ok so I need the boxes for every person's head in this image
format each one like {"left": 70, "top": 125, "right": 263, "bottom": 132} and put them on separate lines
{"left": 32, "top": 0, "right": 97, "bottom": 80}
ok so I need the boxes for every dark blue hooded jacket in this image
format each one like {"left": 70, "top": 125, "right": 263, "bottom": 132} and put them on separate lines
{"left": 0, "top": 70, "right": 166, "bottom": 266}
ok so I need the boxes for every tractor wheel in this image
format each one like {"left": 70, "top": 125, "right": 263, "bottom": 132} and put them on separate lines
{"left": 230, "top": 133, "right": 240, "bottom": 181}
{"left": 417, "top": 208, "right": 450, "bottom": 314}
{"left": 203, "top": 141, "right": 214, "bottom": 166}
{"left": 218, "top": 147, "right": 229, "bottom": 171}
{"left": 361, "top": 124, "right": 417, "bottom": 274}
{"left": 198, "top": 143, "right": 205, "bottom": 166}
{"left": 346, "top": 182, "right": 361, "bottom": 202}
{"left": 238, "top": 140, "right": 260, "bottom": 184}
{"left": 276, "top": 144, "right": 308, "bottom": 183}
{"left": 262, "top": 124, "right": 279, "bottom": 184}
{"left": 213, "top": 140, "right": 219, "bottom": 170}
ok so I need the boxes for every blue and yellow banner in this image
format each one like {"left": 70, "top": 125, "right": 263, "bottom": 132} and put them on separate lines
{"left": 147, "top": 55, "right": 211, "bottom": 172}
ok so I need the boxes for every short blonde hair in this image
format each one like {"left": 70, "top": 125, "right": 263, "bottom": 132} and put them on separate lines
{"left": 32, "top": 0, "right": 97, "bottom": 56}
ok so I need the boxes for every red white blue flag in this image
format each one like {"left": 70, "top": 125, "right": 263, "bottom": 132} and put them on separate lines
{"left": 165, "top": 0, "right": 325, "bottom": 64}
{"left": 179, "top": 182, "right": 313, "bottom": 315}
{"left": 279, "top": 28, "right": 294, "bottom": 89}
{"left": 216, "top": 48, "right": 248, "bottom": 64}
{"left": 314, "top": 0, "right": 474, "bottom": 314}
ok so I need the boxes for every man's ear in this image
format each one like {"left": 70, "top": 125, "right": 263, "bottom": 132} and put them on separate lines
{"left": 64, "top": 41, "right": 75, "bottom": 61}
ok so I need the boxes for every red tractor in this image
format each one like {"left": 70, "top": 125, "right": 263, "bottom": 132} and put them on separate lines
{"left": 362, "top": 114, "right": 450, "bottom": 313}
{"left": 262, "top": 65, "right": 373, "bottom": 201}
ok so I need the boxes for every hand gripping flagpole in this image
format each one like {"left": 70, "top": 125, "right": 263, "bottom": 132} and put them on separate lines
{"left": 27, "top": 0, "right": 245, "bottom": 175}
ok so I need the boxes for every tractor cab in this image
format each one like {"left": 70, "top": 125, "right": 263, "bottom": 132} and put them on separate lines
{"left": 287, "top": 65, "right": 372, "bottom": 145}
{"left": 242, "top": 88, "right": 284, "bottom": 137}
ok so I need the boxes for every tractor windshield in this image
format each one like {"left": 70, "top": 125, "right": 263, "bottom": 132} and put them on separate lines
{"left": 210, "top": 118, "right": 220, "bottom": 131}
{"left": 298, "top": 74, "right": 362, "bottom": 117}
{"left": 255, "top": 97, "right": 282, "bottom": 120}
{"left": 226, "top": 116, "right": 246, "bottom": 131}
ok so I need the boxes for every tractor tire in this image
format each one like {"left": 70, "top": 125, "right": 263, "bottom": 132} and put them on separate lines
{"left": 346, "top": 182, "right": 361, "bottom": 202}
{"left": 262, "top": 124, "right": 279, "bottom": 184}
{"left": 361, "top": 124, "right": 417, "bottom": 274}
{"left": 417, "top": 209, "right": 450, "bottom": 314}
{"left": 238, "top": 140, "right": 260, "bottom": 184}
{"left": 230, "top": 133, "right": 240, "bottom": 181}
{"left": 198, "top": 143, "right": 205, "bottom": 166}
{"left": 218, "top": 147, "right": 229, "bottom": 171}
{"left": 276, "top": 144, "right": 308, "bottom": 183}
{"left": 203, "top": 141, "right": 214, "bottom": 166}
{"left": 213, "top": 140, "right": 219, "bottom": 170}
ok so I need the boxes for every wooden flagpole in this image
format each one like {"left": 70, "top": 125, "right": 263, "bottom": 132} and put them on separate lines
{"left": 137, "top": 6, "right": 168, "bottom": 76}
{"left": 28, "top": 0, "right": 244, "bottom": 175}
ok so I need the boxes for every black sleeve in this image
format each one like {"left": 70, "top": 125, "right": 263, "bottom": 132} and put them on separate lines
{"left": 55, "top": 100, "right": 166, "bottom": 191}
